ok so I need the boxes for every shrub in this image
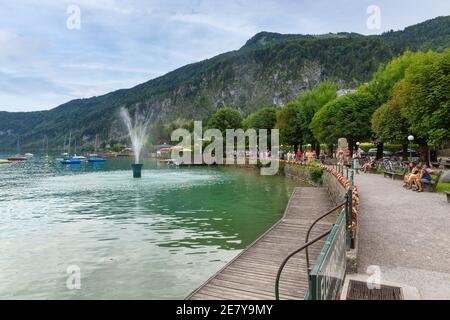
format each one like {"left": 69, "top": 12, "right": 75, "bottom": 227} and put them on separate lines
{"left": 308, "top": 166, "right": 323, "bottom": 184}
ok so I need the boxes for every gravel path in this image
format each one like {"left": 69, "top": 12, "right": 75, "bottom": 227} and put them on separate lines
{"left": 355, "top": 173, "right": 450, "bottom": 300}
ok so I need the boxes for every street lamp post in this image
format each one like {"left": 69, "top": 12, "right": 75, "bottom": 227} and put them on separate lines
{"left": 408, "top": 135, "right": 414, "bottom": 162}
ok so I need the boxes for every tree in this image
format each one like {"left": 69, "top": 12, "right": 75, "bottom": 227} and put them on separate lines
{"left": 309, "top": 99, "right": 338, "bottom": 146}
{"left": 207, "top": 107, "right": 243, "bottom": 132}
{"left": 362, "top": 50, "right": 418, "bottom": 158}
{"left": 362, "top": 50, "right": 417, "bottom": 106}
{"left": 244, "top": 107, "right": 277, "bottom": 131}
{"left": 401, "top": 50, "right": 450, "bottom": 146}
{"left": 371, "top": 85, "right": 411, "bottom": 159}
{"left": 393, "top": 49, "right": 450, "bottom": 162}
{"left": 275, "top": 102, "right": 302, "bottom": 150}
{"left": 310, "top": 91, "right": 377, "bottom": 153}
{"left": 243, "top": 107, "right": 278, "bottom": 149}
{"left": 296, "top": 81, "right": 337, "bottom": 153}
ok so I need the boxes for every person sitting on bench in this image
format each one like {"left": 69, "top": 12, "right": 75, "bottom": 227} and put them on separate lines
{"left": 415, "top": 165, "right": 434, "bottom": 192}
{"left": 363, "top": 156, "right": 376, "bottom": 173}
{"left": 404, "top": 163, "right": 420, "bottom": 189}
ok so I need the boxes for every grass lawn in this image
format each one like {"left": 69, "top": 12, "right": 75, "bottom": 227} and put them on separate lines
{"left": 436, "top": 182, "right": 450, "bottom": 193}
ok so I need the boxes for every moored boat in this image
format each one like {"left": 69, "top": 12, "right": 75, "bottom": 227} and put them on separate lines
{"left": 8, "top": 136, "right": 27, "bottom": 161}
{"left": 8, "top": 156, "right": 27, "bottom": 161}
{"left": 88, "top": 154, "right": 106, "bottom": 163}
{"left": 60, "top": 157, "right": 82, "bottom": 164}
{"left": 72, "top": 155, "right": 87, "bottom": 161}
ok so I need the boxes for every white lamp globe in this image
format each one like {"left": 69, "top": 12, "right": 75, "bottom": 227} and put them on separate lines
{"left": 408, "top": 135, "right": 414, "bottom": 142}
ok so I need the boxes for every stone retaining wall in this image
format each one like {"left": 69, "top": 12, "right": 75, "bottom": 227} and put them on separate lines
{"left": 322, "top": 170, "right": 348, "bottom": 205}
{"left": 283, "top": 163, "right": 320, "bottom": 187}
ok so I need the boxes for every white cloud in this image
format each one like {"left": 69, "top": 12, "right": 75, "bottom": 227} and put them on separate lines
{"left": 59, "top": 62, "right": 163, "bottom": 76}
{"left": 0, "top": 0, "right": 449, "bottom": 111}
{"left": 0, "top": 29, "right": 44, "bottom": 62}
{"left": 170, "top": 13, "right": 255, "bottom": 37}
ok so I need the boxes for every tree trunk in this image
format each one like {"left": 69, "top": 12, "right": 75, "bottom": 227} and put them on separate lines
{"left": 402, "top": 144, "right": 408, "bottom": 161}
{"left": 348, "top": 138, "right": 354, "bottom": 156}
{"left": 418, "top": 139, "right": 429, "bottom": 165}
{"left": 328, "top": 144, "right": 334, "bottom": 158}
{"left": 314, "top": 142, "right": 320, "bottom": 156}
{"left": 376, "top": 142, "right": 384, "bottom": 160}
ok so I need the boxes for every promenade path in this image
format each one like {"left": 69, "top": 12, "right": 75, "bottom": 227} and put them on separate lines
{"left": 356, "top": 173, "right": 450, "bottom": 299}
{"left": 187, "top": 187, "right": 336, "bottom": 300}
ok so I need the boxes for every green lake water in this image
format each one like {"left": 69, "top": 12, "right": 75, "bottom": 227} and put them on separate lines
{"left": 0, "top": 154, "right": 307, "bottom": 299}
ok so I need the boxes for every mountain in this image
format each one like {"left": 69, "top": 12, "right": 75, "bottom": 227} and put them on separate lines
{"left": 1, "top": 16, "right": 449, "bottom": 150}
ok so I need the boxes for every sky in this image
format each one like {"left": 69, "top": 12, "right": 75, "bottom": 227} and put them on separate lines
{"left": 0, "top": 0, "right": 449, "bottom": 112}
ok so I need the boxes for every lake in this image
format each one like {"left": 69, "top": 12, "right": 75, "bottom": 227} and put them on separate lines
{"left": 0, "top": 154, "right": 307, "bottom": 299}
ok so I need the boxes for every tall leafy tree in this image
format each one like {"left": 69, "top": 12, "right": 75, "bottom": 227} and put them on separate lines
{"left": 397, "top": 49, "right": 450, "bottom": 159}
{"left": 207, "top": 107, "right": 243, "bottom": 132}
{"left": 244, "top": 107, "right": 277, "bottom": 131}
{"left": 362, "top": 50, "right": 418, "bottom": 158}
{"left": 296, "top": 81, "right": 337, "bottom": 153}
{"left": 371, "top": 84, "right": 411, "bottom": 158}
{"left": 275, "top": 102, "right": 302, "bottom": 150}
{"left": 310, "top": 91, "right": 377, "bottom": 153}
{"left": 362, "top": 51, "right": 417, "bottom": 106}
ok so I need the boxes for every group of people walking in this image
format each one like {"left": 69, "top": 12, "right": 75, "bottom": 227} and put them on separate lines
{"left": 285, "top": 149, "right": 326, "bottom": 163}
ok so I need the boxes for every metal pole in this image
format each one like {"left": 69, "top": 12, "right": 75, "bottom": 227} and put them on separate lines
{"left": 275, "top": 230, "right": 332, "bottom": 300}
{"left": 409, "top": 142, "right": 412, "bottom": 162}
{"left": 345, "top": 192, "right": 350, "bottom": 249}
{"left": 349, "top": 171, "right": 354, "bottom": 249}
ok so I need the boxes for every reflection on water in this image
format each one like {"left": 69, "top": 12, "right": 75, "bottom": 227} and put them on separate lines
{"left": 0, "top": 155, "right": 307, "bottom": 299}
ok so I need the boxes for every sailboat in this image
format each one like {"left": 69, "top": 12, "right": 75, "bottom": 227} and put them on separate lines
{"left": 72, "top": 139, "right": 87, "bottom": 161}
{"left": 60, "top": 132, "right": 81, "bottom": 164}
{"left": 88, "top": 134, "right": 106, "bottom": 162}
{"left": 8, "top": 137, "right": 27, "bottom": 161}
{"left": 42, "top": 135, "right": 51, "bottom": 161}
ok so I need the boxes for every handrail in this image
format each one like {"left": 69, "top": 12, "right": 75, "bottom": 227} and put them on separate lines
{"left": 275, "top": 164, "right": 354, "bottom": 300}
{"left": 304, "top": 201, "right": 346, "bottom": 272}
{"left": 275, "top": 229, "right": 332, "bottom": 300}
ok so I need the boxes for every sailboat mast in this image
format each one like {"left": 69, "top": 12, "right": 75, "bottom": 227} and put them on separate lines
{"left": 68, "top": 131, "right": 72, "bottom": 155}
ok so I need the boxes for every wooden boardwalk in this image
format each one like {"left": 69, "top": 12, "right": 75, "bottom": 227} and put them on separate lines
{"left": 187, "top": 187, "right": 336, "bottom": 300}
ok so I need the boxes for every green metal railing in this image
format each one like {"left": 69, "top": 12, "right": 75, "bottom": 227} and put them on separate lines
{"left": 274, "top": 230, "right": 331, "bottom": 300}
{"left": 274, "top": 164, "right": 355, "bottom": 300}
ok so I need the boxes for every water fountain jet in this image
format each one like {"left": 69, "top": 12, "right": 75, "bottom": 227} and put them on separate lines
{"left": 120, "top": 107, "right": 151, "bottom": 178}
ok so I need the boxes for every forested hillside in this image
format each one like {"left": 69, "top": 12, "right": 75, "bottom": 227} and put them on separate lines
{"left": 0, "top": 16, "right": 449, "bottom": 150}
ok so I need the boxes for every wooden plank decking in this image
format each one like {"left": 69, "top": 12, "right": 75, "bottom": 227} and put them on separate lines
{"left": 187, "top": 187, "right": 336, "bottom": 300}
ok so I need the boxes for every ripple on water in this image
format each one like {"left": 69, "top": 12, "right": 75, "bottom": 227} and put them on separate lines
{"left": 0, "top": 156, "right": 304, "bottom": 299}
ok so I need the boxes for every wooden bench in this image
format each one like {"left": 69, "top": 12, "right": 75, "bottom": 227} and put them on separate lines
{"left": 431, "top": 162, "right": 441, "bottom": 169}
{"left": 422, "top": 171, "right": 443, "bottom": 192}
{"left": 444, "top": 163, "right": 450, "bottom": 170}
{"left": 384, "top": 171, "right": 404, "bottom": 181}
{"left": 368, "top": 167, "right": 377, "bottom": 174}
